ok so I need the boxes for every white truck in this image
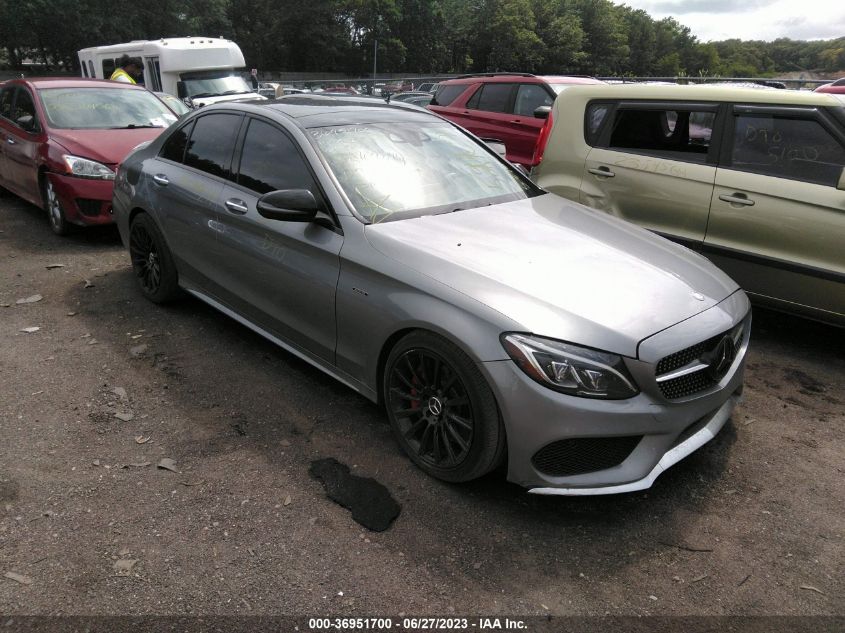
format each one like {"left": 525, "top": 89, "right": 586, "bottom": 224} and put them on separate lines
{"left": 77, "top": 37, "right": 264, "bottom": 107}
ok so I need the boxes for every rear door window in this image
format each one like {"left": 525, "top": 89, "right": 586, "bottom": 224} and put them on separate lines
{"left": 730, "top": 113, "right": 845, "bottom": 187}
{"left": 514, "top": 84, "right": 552, "bottom": 117}
{"left": 183, "top": 113, "right": 242, "bottom": 179}
{"left": 473, "top": 83, "right": 515, "bottom": 113}
{"left": 607, "top": 106, "right": 715, "bottom": 162}
{"left": 585, "top": 103, "right": 611, "bottom": 145}
{"left": 432, "top": 84, "right": 468, "bottom": 107}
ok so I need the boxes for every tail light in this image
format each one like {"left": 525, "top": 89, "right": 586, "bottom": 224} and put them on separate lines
{"left": 531, "top": 111, "right": 554, "bottom": 167}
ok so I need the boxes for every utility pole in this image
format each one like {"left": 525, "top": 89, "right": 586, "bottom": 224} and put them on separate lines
{"left": 372, "top": 38, "right": 378, "bottom": 95}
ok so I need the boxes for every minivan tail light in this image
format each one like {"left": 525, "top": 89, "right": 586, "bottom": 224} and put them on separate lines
{"left": 531, "top": 111, "right": 554, "bottom": 167}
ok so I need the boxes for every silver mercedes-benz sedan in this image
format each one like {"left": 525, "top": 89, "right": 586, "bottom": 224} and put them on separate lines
{"left": 113, "top": 96, "right": 751, "bottom": 495}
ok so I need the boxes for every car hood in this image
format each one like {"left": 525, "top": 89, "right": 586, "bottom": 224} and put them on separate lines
{"left": 49, "top": 128, "right": 167, "bottom": 166}
{"left": 191, "top": 92, "right": 265, "bottom": 107}
{"left": 365, "top": 194, "right": 740, "bottom": 358}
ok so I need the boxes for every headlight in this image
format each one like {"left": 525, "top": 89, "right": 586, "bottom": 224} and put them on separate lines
{"left": 63, "top": 155, "right": 115, "bottom": 180}
{"left": 501, "top": 333, "right": 639, "bottom": 399}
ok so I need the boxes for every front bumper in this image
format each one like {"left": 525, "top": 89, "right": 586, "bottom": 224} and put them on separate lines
{"left": 482, "top": 291, "right": 750, "bottom": 494}
{"left": 527, "top": 394, "right": 736, "bottom": 495}
{"left": 48, "top": 172, "right": 115, "bottom": 226}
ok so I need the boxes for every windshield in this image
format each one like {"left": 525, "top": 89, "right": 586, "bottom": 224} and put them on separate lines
{"left": 156, "top": 93, "right": 191, "bottom": 116}
{"left": 180, "top": 71, "right": 252, "bottom": 98}
{"left": 309, "top": 121, "right": 539, "bottom": 223}
{"left": 38, "top": 88, "right": 178, "bottom": 129}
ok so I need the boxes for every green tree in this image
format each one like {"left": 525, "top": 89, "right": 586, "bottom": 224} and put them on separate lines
{"left": 488, "top": 0, "right": 545, "bottom": 72}
{"left": 566, "top": 0, "right": 628, "bottom": 75}
{"left": 620, "top": 6, "right": 656, "bottom": 75}
{"left": 532, "top": 0, "right": 584, "bottom": 73}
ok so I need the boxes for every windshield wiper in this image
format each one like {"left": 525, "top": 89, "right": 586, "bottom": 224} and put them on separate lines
{"left": 108, "top": 124, "right": 161, "bottom": 129}
{"left": 222, "top": 90, "right": 253, "bottom": 95}
{"left": 189, "top": 92, "right": 218, "bottom": 99}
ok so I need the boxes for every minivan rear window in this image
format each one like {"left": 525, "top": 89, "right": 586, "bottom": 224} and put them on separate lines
{"left": 433, "top": 84, "right": 469, "bottom": 107}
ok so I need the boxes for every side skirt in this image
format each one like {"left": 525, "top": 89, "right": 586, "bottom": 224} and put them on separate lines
{"left": 181, "top": 284, "right": 378, "bottom": 402}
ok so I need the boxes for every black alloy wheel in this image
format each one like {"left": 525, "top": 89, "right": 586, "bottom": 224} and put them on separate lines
{"left": 130, "top": 223, "right": 161, "bottom": 294}
{"left": 128, "top": 214, "right": 179, "bottom": 303}
{"left": 388, "top": 348, "right": 474, "bottom": 469}
{"left": 384, "top": 331, "right": 506, "bottom": 482}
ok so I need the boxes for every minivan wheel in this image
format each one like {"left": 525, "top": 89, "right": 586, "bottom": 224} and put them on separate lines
{"left": 384, "top": 331, "right": 506, "bottom": 483}
{"left": 129, "top": 213, "right": 179, "bottom": 303}
{"left": 42, "top": 177, "right": 69, "bottom": 236}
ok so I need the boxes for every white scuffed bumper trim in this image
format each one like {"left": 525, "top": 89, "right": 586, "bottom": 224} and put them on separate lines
{"left": 527, "top": 396, "right": 736, "bottom": 496}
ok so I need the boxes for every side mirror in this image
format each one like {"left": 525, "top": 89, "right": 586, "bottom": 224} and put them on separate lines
{"left": 257, "top": 189, "right": 319, "bottom": 222}
{"left": 16, "top": 114, "right": 35, "bottom": 131}
{"left": 176, "top": 81, "right": 187, "bottom": 99}
{"left": 838, "top": 166, "right": 845, "bottom": 191}
{"left": 533, "top": 106, "right": 551, "bottom": 120}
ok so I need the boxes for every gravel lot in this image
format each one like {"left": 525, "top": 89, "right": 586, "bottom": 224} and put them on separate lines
{"left": 0, "top": 191, "right": 843, "bottom": 617}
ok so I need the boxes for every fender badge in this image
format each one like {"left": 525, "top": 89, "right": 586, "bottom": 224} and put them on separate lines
{"left": 692, "top": 292, "right": 705, "bottom": 301}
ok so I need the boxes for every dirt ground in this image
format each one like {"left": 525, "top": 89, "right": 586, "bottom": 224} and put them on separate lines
{"left": 0, "top": 191, "right": 843, "bottom": 618}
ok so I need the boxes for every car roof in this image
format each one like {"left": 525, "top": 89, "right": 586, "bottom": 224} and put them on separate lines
{"left": 206, "top": 95, "right": 438, "bottom": 128}
{"left": 439, "top": 74, "right": 601, "bottom": 86}
{"left": 540, "top": 76, "right": 604, "bottom": 85}
{"left": 9, "top": 77, "right": 147, "bottom": 90}
{"left": 558, "top": 83, "right": 843, "bottom": 107}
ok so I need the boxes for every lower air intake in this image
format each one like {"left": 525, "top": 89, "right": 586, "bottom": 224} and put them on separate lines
{"left": 532, "top": 436, "right": 642, "bottom": 477}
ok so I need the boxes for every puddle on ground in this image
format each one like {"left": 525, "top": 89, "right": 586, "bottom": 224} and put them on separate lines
{"left": 309, "top": 458, "right": 401, "bottom": 532}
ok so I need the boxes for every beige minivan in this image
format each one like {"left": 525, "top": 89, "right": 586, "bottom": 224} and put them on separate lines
{"left": 532, "top": 84, "right": 845, "bottom": 326}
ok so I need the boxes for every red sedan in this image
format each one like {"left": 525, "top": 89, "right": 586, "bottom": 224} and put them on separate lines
{"left": 0, "top": 78, "right": 177, "bottom": 235}
{"left": 815, "top": 78, "right": 845, "bottom": 94}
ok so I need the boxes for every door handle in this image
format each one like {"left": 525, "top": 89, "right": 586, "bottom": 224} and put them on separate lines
{"left": 6, "top": 137, "right": 16, "bottom": 145}
{"left": 588, "top": 166, "right": 615, "bottom": 178}
{"left": 152, "top": 174, "right": 169, "bottom": 186}
{"left": 224, "top": 198, "right": 248, "bottom": 215}
{"left": 718, "top": 193, "right": 755, "bottom": 207}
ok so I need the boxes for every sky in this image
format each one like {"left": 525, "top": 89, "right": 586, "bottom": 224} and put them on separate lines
{"left": 614, "top": 0, "right": 845, "bottom": 42}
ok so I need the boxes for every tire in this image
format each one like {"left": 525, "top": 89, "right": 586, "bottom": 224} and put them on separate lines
{"left": 128, "top": 213, "right": 180, "bottom": 303}
{"left": 384, "top": 330, "right": 506, "bottom": 482}
{"left": 42, "top": 176, "right": 70, "bottom": 236}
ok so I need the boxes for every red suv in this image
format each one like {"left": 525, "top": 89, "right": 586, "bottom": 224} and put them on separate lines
{"left": 428, "top": 73, "right": 603, "bottom": 168}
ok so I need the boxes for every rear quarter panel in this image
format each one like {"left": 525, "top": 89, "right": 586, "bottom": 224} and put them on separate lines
{"left": 530, "top": 91, "right": 592, "bottom": 202}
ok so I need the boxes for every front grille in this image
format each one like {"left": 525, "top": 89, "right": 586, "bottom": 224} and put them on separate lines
{"left": 660, "top": 371, "right": 715, "bottom": 400}
{"left": 656, "top": 331, "right": 724, "bottom": 375}
{"left": 76, "top": 198, "right": 104, "bottom": 217}
{"left": 656, "top": 321, "right": 744, "bottom": 400}
{"left": 532, "top": 436, "right": 642, "bottom": 477}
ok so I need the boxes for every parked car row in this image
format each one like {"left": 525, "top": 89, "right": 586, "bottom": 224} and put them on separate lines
{"left": 2, "top": 73, "right": 841, "bottom": 497}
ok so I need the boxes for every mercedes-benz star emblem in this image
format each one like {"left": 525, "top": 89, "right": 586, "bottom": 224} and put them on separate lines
{"left": 705, "top": 336, "right": 736, "bottom": 380}
{"left": 427, "top": 397, "right": 443, "bottom": 417}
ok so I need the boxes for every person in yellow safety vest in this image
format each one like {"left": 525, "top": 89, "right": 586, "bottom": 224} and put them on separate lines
{"left": 110, "top": 55, "right": 142, "bottom": 84}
